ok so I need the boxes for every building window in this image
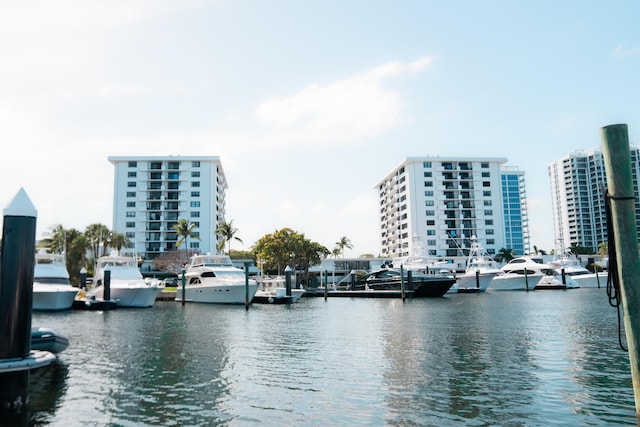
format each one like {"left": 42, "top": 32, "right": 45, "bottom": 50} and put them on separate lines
{"left": 192, "top": 171, "right": 200, "bottom": 178}
{"left": 483, "top": 191, "right": 492, "bottom": 197}
{"left": 484, "top": 210, "right": 493, "bottom": 216}
{"left": 190, "top": 242, "right": 200, "bottom": 249}
{"left": 424, "top": 172, "right": 432, "bottom": 178}
{"left": 126, "top": 211, "right": 135, "bottom": 218}
{"left": 426, "top": 220, "right": 435, "bottom": 226}
{"left": 192, "top": 161, "right": 200, "bottom": 167}
{"left": 425, "top": 210, "right": 434, "bottom": 216}
{"left": 423, "top": 162, "right": 432, "bottom": 168}
{"left": 486, "top": 229, "right": 494, "bottom": 235}
{"left": 128, "top": 171, "right": 137, "bottom": 178}
{"left": 484, "top": 200, "right": 492, "bottom": 206}
{"left": 482, "top": 172, "right": 490, "bottom": 178}
{"left": 424, "top": 181, "right": 433, "bottom": 187}
{"left": 427, "top": 240, "right": 436, "bottom": 246}
{"left": 427, "top": 230, "right": 435, "bottom": 236}
{"left": 126, "top": 222, "right": 135, "bottom": 228}
{"left": 487, "top": 239, "right": 495, "bottom": 245}
{"left": 485, "top": 219, "right": 493, "bottom": 225}
{"left": 126, "top": 202, "right": 135, "bottom": 208}
{"left": 483, "top": 181, "right": 490, "bottom": 187}
{"left": 191, "top": 191, "right": 200, "bottom": 197}
{"left": 126, "top": 232, "right": 135, "bottom": 238}
{"left": 127, "top": 182, "right": 136, "bottom": 188}
{"left": 425, "top": 191, "right": 433, "bottom": 197}
{"left": 191, "top": 211, "right": 200, "bottom": 218}
{"left": 191, "top": 201, "right": 200, "bottom": 207}
{"left": 425, "top": 200, "right": 434, "bottom": 206}
{"left": 481, "top": 162, "right": 489, "bottom": 168}
{"left": 192, "top": 181, "right": 200, "bottom": 187}
{"left": 128, "top": 161, "right": 137, "bottom": 167}
{"left": 127, "top": 192, "right": 136, "bottom": 197}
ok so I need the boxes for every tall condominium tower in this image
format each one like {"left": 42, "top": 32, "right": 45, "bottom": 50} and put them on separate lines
{"left": 548, "top": 147, "right": 640, "bottom": 253}
{"left": 375, "top": 157, "right": 529, "bottom": 261}
{"left": 108, "top": 156, "right": 227, "bottom": 268}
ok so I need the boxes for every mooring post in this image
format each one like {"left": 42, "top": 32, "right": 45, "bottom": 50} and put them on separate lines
{"left": 324, "top": 270, "right": 328, "bottom": 301}
{"left": 244, "top": 263, "right": 250, "bottom": 311}
{"left": 561, "top": 268, "right": 566, "bottom": 285}
{"left": 285, "top": 265, "right": 292, "bottom": 297}
{"left": 181, "top": 268, "right": 186, "bottom": 306}
{"left": 524, "top": 268, "right": 529, "bottom": 291}
{"left": 0, "top": 188, "right": 38, "bottom": 411}
{"left": 601, "top": 123, "right": 640, "bottom": 421}
{"left": 475, "top": 269, "right": 480, "bottom": 289}
{"left": 103, "top": 268, "right": 111, "bottom": 302}
{"left": 400, "top": 265, "right": 405, "bottom": 302}
{"left": 80, "top": 267, "right": 87, "bottom": 290}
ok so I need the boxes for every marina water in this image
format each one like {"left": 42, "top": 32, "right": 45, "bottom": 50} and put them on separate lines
{"left": 21, "top": 289, "right": 636, "bottom": 426}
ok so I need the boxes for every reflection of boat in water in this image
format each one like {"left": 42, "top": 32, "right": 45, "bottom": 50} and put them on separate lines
{"left": 254, "top": 276, "right": 306, "bottom": 304}
{"left": 177, "top": 254, "right": 259, "bottom": 304}
{"left": 86, "top": 251, "right": 163, "bottom": 308}
{"left": 31, "top": 326, "right": 69, "bottom": 354}
{"left": 354, "top": 268, "right": 456, "bottom": 297}
{"left": 32, "top": 250, "right": 79, "bottom": 311}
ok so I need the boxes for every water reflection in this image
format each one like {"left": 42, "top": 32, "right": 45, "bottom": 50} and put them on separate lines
{"left": 22, "top": 290, "right": 638, "bottom": 426}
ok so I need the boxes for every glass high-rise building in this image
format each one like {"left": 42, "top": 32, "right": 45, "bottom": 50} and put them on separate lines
{"left": 548, "top": 147, "right": 640, "bottom": 253}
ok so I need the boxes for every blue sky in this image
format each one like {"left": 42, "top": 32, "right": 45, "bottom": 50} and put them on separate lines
{"left": 0, "top": 1, "right": 638, "bottom": 256}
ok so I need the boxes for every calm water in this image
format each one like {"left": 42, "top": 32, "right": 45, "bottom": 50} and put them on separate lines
{"left": 12, "top": 288, "right": 638, "bottom": 426}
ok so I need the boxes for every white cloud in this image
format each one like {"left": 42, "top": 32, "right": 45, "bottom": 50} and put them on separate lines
{"left": 255, "top": 57, "right": 433, "bottom": 144}
{"left": 612, "top": 44, "right": 640, "bottom": 58}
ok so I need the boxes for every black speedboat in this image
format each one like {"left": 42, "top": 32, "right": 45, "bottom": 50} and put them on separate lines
{"left": 354, "top": 268, "right": 456, "bottom": 297}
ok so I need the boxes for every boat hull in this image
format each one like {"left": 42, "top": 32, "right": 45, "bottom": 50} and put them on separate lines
{"left": 489, "top": 273, "right": 543, "bottom": 291}
{"left": 31, "top": 327, "right": 69, "bottom": 354}
{"left": 33, "top": 285, "right": 79, "bottom": 311}
{"left": 88, "top": 283, "right": 163, "bottom": 308}
{"left": 454, "top": 272, "right": 497, "bottom": 292}
{"left": 176, "top": 283, "right": 259, "bottom": 304}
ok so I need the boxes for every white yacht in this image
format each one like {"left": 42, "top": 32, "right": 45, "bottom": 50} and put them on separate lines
{"left": 254, "top": 276, "right": 306, "bottom": 303}
{"left": 491, "top": 256, "right": 559, "bottom": 291}
{"left": 176, "top": 254, "right": 259, "bottom": 304}
{"left": 454, "top": 238, "right": 502, "bottom": 292}
{"left": 87, "top": 251, "right": 163, "bottom": 308}
{"left": 32, "top": 249, "right": 79, "bottom": 311}
{"left": 550, "top": 256, "right": 607, "bottom": 288}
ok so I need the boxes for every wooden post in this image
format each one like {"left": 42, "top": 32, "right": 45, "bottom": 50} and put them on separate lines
{"left": 475, "top": 269, "right": 480, "bottom": 289}
{"left": 103, "top": 269, "right": 111, "bottom": 302}
{"left": 324, "top": 270, "right": 328, "bottom": 301}
{"left": 601, "top": 123, "right": 640, "bottom": 421}
{"left": 181, "top": 268, "right": 186, "bottom": 306}
{"left": 244, "top": 263, "right": 250, "bottom": 311}
{"left": 0, "top": 188, "right": 38, "bottom": 411}
{"left": 400, "top": 265, "right": 405, "bottom": 302}
{"left": 524, "top": 268, "right": 529, "bottom": 291}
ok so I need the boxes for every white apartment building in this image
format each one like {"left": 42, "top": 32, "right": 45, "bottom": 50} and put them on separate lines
{"left": 548, "top": 147, "right": 640, "bottom": 253}
{"left": 375, "top": 157, "right": 529, "bottom": 263}
{"left": 108, "top": 156, "right": 227, "bottom": 269}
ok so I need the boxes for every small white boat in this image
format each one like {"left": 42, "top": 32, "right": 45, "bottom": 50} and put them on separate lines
{"left": 455, "top": 237, "right": 502, "bottom": 292}
{"left": 87, "top": 251, "right": 163, "bottom": 308}
{"left": 176, "top": 254, "right": 258, "bottom": 304}
{"left": 550, "top": 256, "right": 607, "bottom": 288}
{"left": 32, "top": 250, "right": 79, "bottom": 311}
{"left": 254, "top": 276, "right": 306, "bottom": 303}
{"left": 491, "top": 256, "right": 554, "bottom": 291}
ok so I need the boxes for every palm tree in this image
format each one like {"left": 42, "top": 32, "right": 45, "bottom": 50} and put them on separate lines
{"left": 173, "top": 219, "right": 199, "bottom": 251}
{"left": 497, "top": 247, "right": 515, "bottom": 263}
{"left": 216, "top": 220, "right": 243, "bottom": 255}
{"left": 335, "top": 236, "right": 353, "bottom": 259}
